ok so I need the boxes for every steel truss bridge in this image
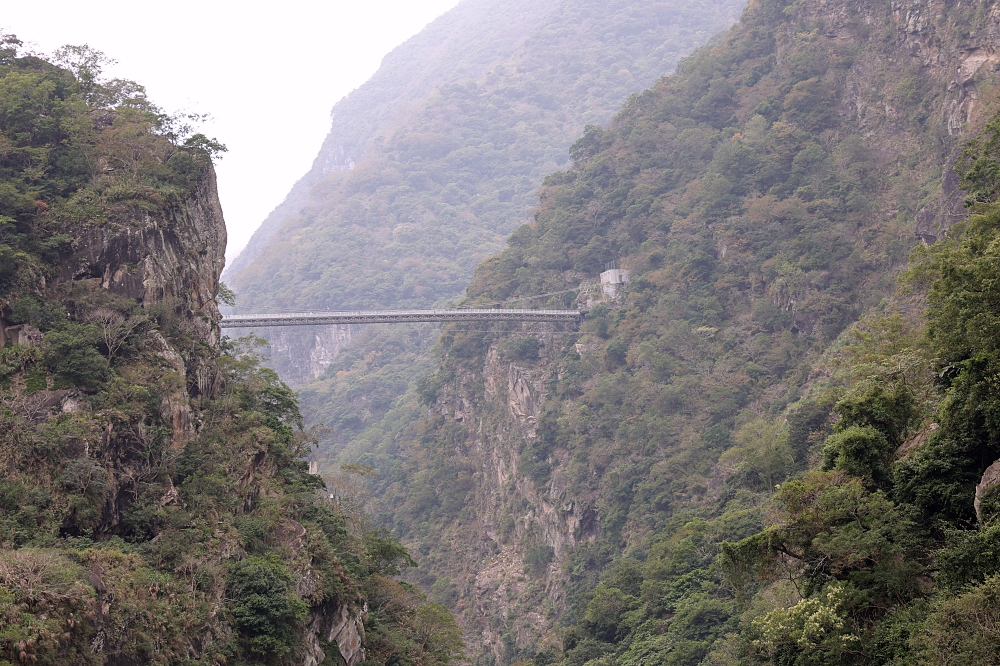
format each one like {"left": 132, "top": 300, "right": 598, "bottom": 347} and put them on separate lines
{"left": 220, "top": 309, "right": 583, "bottom": 329}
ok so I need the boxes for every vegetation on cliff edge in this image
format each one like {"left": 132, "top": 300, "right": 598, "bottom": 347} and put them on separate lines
{"left": 0, "top": 37, "right": 463, "bottom": 666}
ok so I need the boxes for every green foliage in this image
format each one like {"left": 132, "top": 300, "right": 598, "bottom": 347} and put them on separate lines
{"left": 917, "top": 574, "right": 1000, "bottom": 664}
{"left": 720, "top": 418, "right": 793, "bottom": 492}
{"left": 822, "top": 425, "right": 892, "bottom": 488}
{"left": 581, "top": 583, "right": 638, "bottom": 642}
{"left": 786, "top": 399, "right": 832, "bottom": 463}
{"left": 957, "top": 111, "right": 1000, "bottom": 205}
{"left": 936, "top": 524, "right": 1000, "bottom": 592}
{"left": 365, "top": 529, "right": 418, "bottom": 577}
{"left": 524, "top": 545, "right": 554, "bottom": 578}
{"left": 0, "top": 40, "right": 462, "bottom": 666}
{"left": 0, "top": 344, "right": 35, "bottom": 380}
{"left": 749, "top": 582, "right": 861, "bottom": 664}
{"left": 705, "top": 106, "right": 1000, "bottom": 663}
{"left": 218, "top": 281, "right": 237, "bottom": 307}
{"left": 892, "top": 195, "right": 1000, "bottom": 528}
{"left": 227, "top": 555, "right": 309, "bottom": 661}
{"left": 0, "top": 40, "right": 223, "bottom": 306}
{"left": 506, "top": 337, "right": 540, "bottom": 362}
{"left": 42, "top": 323, "right": 109, "bottom": 390}
{"left": 231, "top": 0, "right": 1000, "bottom": 663}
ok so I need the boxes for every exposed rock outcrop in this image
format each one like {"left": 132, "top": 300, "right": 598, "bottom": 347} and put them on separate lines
{"left": 0, "top": 323, "right": 43, "bottom": 347}
{"left": 975, "top": 459, "right": 1000, "bottom": 523}
{"left": 423, "top": 333, "right": 600, "bottom": 659}
{"left": 261, "top": 324, "right": 359, "bottom": 387}
{"left": 304, "top": 602, "right": 367, "bottom": 666}
{"left": 47, "top": 167, "right": 228, "bottom": 532}
{"left": 143, "top": 330, "right": 195, "bottom": 449}
{"left": 59, "top": 166, "right": 227, "bottom": 353}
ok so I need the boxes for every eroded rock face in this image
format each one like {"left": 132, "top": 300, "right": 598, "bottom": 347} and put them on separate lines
{"left": 254, "top": 324, "right": 359, "bottom": 387}
{"left": 303, "top": 602, "right": 367, "bottom": 666}
{"left": 143, "top": 330, "right": 195, "bottom": 450}
{"left": 46, "top": 167, "right": 228, "bottom": 532}
{"left": 975, "top": 459, "right": 1000, "bottom": 523}
{"left": 59, "top": 166, "right": 227, "bottom": 352}
{"left": 424, "top": 334, "right": 600, "bottom": 660}
{"left": 812, "top": 0, "right": 1000, "bottom": 245}
{"left": 0, "top": 324, "right": 43, "bottom": 347}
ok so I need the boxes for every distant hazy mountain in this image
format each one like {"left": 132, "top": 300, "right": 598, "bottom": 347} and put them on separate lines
{"left": 226, "top": 0, "right": 563, "bottom": 277}
{"left": 226, "top": 0, "right": 744, "bottom": 311}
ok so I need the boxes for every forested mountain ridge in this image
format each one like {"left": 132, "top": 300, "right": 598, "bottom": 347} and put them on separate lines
{"left": 328, "top": 0, "right": 1000, "bottom": 662}
{"left": 0, "top": 40, "right": 462, "bottom": 665}
{"left": 230, "top": 0, "right": 744, "bottom": 311}
{"left": 227, "top": 0, "right": 563, "bottom": 277}
{"left": 225, "top": 0, "right": 745, "bottom": 386}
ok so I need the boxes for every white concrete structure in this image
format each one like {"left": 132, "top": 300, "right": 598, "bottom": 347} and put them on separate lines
{"left": 600, "top": 268, "right": 630, "bottom": 298}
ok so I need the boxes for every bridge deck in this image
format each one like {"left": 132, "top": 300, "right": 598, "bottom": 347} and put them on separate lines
{"left": 220, "top": 309, "right": 582, "bottom": 328}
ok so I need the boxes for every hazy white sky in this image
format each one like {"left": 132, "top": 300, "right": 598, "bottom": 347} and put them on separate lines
{"left": 4, "top": 0, "right": 460, "bottom": 263}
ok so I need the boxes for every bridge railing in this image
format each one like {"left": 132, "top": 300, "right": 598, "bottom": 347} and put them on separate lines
{"left": 220, "top": 308, "right": 583, "bottom": 328}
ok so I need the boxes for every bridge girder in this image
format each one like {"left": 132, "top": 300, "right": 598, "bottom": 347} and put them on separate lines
{"left": 220, "top": 309, "right": 583, "bottom": 328}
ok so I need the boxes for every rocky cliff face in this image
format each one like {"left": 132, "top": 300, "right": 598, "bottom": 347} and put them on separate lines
{"left": 1, "top": 164, "right": 226, "bottom": 348}
{"left": 412, "top": 328, "right": 597, "bottom": 658}
{"left": 0, "top": 161, "right": 384, "bottom": 665}
{"left": 260, "top": 324, "right": 360, "bottom": 387}
{"left": 60, "top": 167, "right": 227, "bottom": 347}
{"left": 0, "top": 166, "right": 229, "bottom": 354}
{"left": 0, "top": 165, "right": 227, "bottom": 456}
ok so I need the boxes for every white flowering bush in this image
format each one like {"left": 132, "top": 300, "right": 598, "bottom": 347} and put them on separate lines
{"left": 750, "top": 583, "right": 862, "bottom": 662}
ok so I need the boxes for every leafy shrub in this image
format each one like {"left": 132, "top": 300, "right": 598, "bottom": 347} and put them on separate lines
{"left": 0, "top": 343, "right": 35, "bottom": 380}
{"left": 822, "top": 425, "right": 893, "bottom": 489}
{"left": 524, "top": 545, "right": 554, "bottom": 578}
{"left": 235, "top": 514, "right": 274, "bottom": 555}
{"left": 582, "top": 584, "right": 638, "bottom": 642}
{"left": 506, "top": 337, "right": 540, "bottom": 361}
{"left": 42, "top": 323, "right": 109, "bottom": 390}
{"left": 918, "top": 575, "right": 1000, "bottom": 663}
{"left": 226, "top": 555, "right": 309, "bottom": 661}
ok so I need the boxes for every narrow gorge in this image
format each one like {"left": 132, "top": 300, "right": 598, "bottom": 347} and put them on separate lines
{"left": 8, "top": 0, "right": 1000, "bottom": 663}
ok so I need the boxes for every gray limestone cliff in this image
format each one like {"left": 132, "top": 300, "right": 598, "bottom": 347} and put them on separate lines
{"left": 223, "top": 323, "right": 360, "bottom": 387}
{"left": 0, "top": 166, "right": 228, "bottom": 454}
{"left": 414, "top": 327, "right": 597, "bottom": 658}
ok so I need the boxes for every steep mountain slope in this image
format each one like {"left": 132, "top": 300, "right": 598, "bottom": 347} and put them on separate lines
{"left": 227, "top": 0, "right": 563, "bottom": 276}
{"left": 331, "top": 0, "right": 1000, "bottom": 661}
{"left": 0, "top": 40, "right": 461, "bottom": 666}
{"left": 226, "top": 0, "right": 745, "bottom": 385}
